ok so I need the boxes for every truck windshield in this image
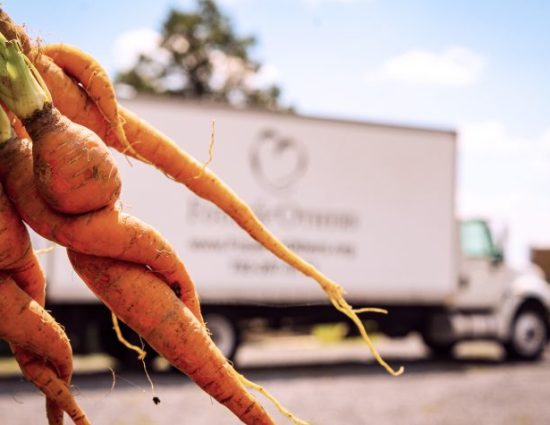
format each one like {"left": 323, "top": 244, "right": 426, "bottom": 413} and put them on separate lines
{"left": 460, "top": 220, "right": 499, "bottom": 259}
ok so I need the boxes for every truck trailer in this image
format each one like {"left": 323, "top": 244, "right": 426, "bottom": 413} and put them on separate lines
{"left": 24, "top": 96, "right": 550, "bottom": 365}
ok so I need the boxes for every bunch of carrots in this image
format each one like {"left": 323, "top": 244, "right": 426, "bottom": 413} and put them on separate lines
{"left": 0, "top": 8, "right": 402, "bottom": 425}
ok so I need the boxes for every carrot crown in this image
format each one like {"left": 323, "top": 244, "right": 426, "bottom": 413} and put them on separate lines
{"left": 0, "top": 32, "right": 51, "bottom": 120}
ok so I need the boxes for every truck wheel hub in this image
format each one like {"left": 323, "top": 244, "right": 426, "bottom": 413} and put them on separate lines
{"left": 515, "top": 312, "right": 545, "bottom": 355}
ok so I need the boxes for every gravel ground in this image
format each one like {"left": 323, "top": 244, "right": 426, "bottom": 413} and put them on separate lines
{"left": 1, "top": 335, "right": 549, "bottom": 425}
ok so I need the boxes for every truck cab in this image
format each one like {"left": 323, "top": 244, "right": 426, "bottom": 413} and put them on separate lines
{"left": 423, "top": 218, "right": 550, "bottom": 360}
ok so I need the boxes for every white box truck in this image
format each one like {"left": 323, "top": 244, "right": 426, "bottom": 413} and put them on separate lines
{"left": 26, "top": 96, "right": 550, "bottom": 364}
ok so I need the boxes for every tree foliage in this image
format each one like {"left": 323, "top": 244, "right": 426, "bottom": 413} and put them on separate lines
{"left": 116, "top": 0, "right": 282, "bottom": 109}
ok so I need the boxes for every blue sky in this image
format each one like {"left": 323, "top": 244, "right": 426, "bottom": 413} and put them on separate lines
{"left": 3, "top": 0, "right": 550, "bottom": 266}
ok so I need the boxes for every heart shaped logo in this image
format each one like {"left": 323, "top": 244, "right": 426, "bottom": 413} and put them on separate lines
{"left": 250, "top": 129, "right": 308, "bottom": 192}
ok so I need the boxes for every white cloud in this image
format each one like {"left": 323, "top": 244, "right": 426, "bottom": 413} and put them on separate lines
{"left": 112, "top": 28, "right": 164, "bottom": 72}
{"left": 366, "top": 47, "right": 487, "bottom": 87}
{"left": 460, "top": 121, "right": 550, "bottom": 157}
{"left": 457, "top": 121, "right": 550, "bottom": 266}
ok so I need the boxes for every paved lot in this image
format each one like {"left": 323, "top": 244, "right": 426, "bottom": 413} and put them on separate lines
{"left": 1, "top": 335, "right": 549, "bottom": 425}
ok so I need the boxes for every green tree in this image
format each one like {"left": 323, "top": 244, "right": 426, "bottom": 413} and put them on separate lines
{"left": 116, "top": 0, "right": 282, "bottom": 110}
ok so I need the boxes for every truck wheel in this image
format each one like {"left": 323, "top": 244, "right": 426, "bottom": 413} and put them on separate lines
{"left": 423, "top": 339, "right": 455, "bottom": 359}
{"left": 421, "top": 332, "right": 455, "bottom": 359}
{"left": 205, "top": 314, "right": 240, "bottom": 362}
{"left": 505, "top": 306, "right": 548, "bottom": 361}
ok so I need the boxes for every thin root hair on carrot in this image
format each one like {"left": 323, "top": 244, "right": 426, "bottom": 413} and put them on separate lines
{"left": 111, "top": 312, "right": 146, "bottom": 360}
{"left": 111, "top": 311, "right": 159, "bottom": 404}
{"left": 331, "top": 295, "right": 404, "bottom": 377}
{"left": 194, "top": 119, "right": 216, "bottom": 180}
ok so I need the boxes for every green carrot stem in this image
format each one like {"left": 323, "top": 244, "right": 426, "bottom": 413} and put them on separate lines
{"left": 0, "top": 32, "right": 51, "bottom": 119}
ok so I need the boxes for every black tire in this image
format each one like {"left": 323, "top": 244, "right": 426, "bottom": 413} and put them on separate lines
{"left": 204, "top": 313, "right": 240, "bottom": 362}
{"left": 423, "top": 339, "right": 455, "bottom": 359}
{"left": 505, "top": 305, "right": 548, "bottom": 361}
{"left": 421, "top": 331, "right": 455, "bottom": 359}
{"left": 421, "top": 315, "right": 456, "bottom": 359}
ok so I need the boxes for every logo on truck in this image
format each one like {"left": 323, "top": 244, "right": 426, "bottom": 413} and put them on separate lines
{"left": 250, "top": 129, "right": 308, "bottom": 192}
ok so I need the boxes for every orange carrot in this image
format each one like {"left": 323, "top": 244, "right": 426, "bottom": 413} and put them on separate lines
{"left": 0, "top": 183, "right": 45, "bottom": 302}
{"left": 32, "top": 51, "right": 109, "bottom": 143}
{"left": 0, "top": 274, "right": 90, "bottom": 425}
{"left": 41, "top": 43, "right": 130, "bottom": 152}
{"left": 27, "top": 104, "right": 122, "bottom": 214}
{"left": 0, "top": 279, "right": 72, "bottom": 391}
{"left": 68, "top": 250, "right": 277, "bottom": 425}
{"left": 0, "top": 34, "right": 121, "bottom": 214}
